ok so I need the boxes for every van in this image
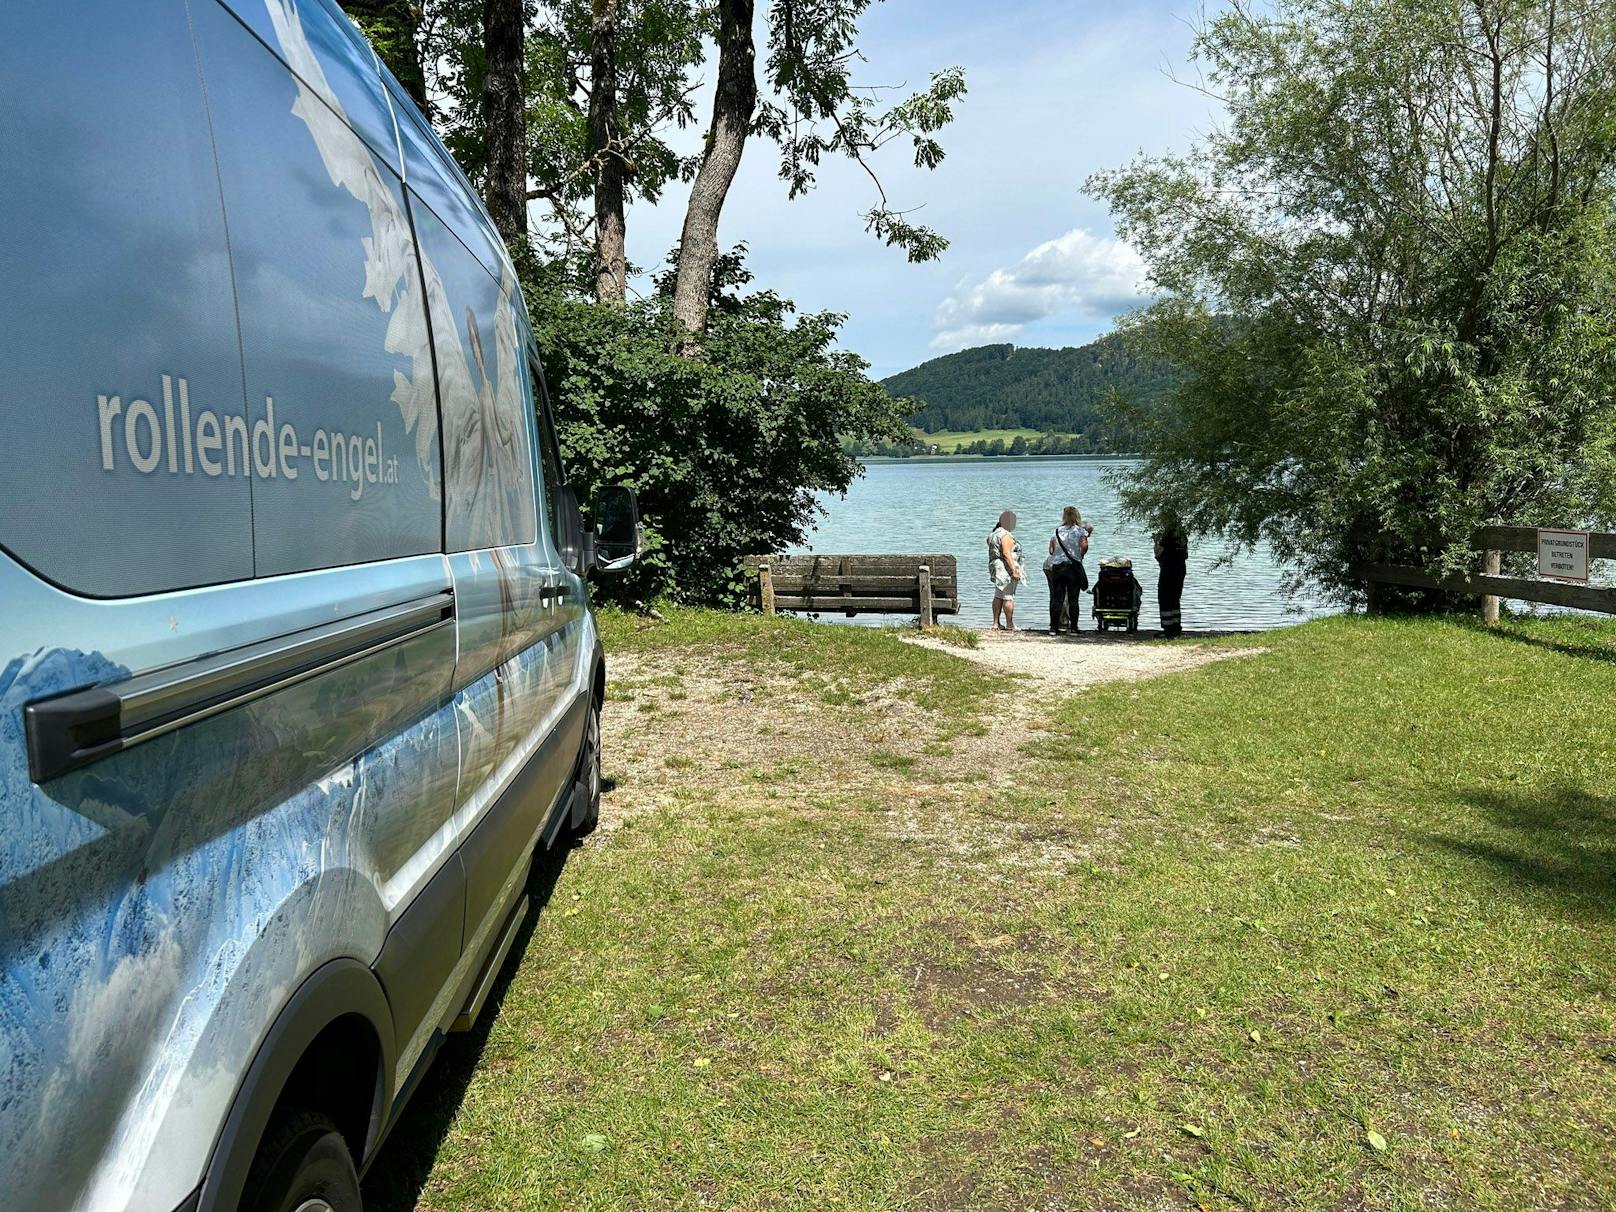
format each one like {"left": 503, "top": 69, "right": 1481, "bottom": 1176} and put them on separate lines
{"left": 0, "top": 2, "right": 639, "bottom": 1208}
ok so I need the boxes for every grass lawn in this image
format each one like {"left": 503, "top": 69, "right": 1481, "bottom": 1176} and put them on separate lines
{"left": 365, "top": 611, "right": 1616, "bottom": 1211}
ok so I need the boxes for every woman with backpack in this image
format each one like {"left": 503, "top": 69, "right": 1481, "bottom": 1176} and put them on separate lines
{"left": 1046, "top": 506, "right": 1093, "bottom": 634}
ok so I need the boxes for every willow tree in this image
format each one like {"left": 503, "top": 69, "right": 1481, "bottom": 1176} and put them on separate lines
{"left": 1091, "top": 0, "right": 1616, "bottom": 602}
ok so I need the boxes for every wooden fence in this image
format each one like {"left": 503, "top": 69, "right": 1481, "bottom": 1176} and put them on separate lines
{"left": 1358, "top": 525, "right": 1616, "bottom": 619}
{"left": 744, "top": 554, "right": 959, "bottom": 626}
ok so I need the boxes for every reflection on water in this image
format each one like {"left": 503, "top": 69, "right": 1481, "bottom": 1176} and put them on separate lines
{"left": 796, "top": 457, "right": 1335, "bottom": 630}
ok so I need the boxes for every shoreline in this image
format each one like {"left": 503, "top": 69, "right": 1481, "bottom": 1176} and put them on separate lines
{"left": 859, "top": 452, "right": 1142, "bottom": 464}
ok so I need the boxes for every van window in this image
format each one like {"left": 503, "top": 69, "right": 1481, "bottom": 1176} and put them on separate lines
{"left": 193, "top": 0, "right": 443, "bottom": 575}
{"left": 526, "top": 348, "right": 569, "bottom": 553}
{"left": 412, "top": 199, "right": 538, "bottom": 552}
{"left": 386, "top": 81, "right": 510, "bottom": 285}
{"left": 0, "top": 4, "right": 253, "bottom": 596}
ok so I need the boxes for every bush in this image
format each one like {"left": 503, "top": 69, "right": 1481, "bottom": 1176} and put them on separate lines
{"left": 531, "top": 265, "right": 910, "bottom": 606}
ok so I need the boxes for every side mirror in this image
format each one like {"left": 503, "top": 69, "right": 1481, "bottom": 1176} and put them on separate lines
{"left": 592, "top": 485, "right": 641, "bottom": 572}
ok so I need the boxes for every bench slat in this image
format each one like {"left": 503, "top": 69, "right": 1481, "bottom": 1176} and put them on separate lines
{"left": 745, "top": 554, "right": 957, "bottom": 573}
{"left": 765, "top": 574, "right": 957, "bottom": 590}
{"left": 767, "top": 595, "right": 960, "bottom": 614}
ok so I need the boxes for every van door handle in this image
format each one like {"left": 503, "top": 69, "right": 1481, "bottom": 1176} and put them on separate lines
{"left": 24, "top": 590, "right": 454, "bottom": 783}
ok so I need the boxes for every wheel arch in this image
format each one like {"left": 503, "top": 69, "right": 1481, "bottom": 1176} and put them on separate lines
{"left": 197, "top": 958, "right": 395, "bottom": 1212}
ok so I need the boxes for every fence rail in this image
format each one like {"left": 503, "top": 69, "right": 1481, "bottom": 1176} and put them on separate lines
{"left": 1471, "top": 525, "right": 1616, "bottom": 560}
{"left": 1356, "top": 524, "right": 1616, "bottom": 619}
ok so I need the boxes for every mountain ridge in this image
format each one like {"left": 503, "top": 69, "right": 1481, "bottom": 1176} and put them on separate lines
{"left": 879, "top": 334, "right": 1177, "bottom": 448}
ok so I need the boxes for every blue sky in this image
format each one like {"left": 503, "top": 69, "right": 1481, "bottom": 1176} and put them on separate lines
{"left": 621, "top": 0, "right": 1224, "bottom": 379}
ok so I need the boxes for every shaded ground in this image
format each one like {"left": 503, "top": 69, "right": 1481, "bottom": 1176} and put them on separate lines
{"left": 368, "top": 610, "right": 1616, "bottom": 1212}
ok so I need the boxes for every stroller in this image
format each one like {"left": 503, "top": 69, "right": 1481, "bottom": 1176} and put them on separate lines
{"left": 1092, "top": 559, "right": 1142, "bottom": 633}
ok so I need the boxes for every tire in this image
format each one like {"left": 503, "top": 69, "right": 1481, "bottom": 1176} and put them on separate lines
{"left": 239, "top": 1108, "right": 360, "bottom": 1212}
{"left": 569, "top": 694, "right": 603, "bottom": 841}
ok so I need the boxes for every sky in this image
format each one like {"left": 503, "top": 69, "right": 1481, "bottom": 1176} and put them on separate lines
{"left": 618, "top": 0, "right": 1225, "bottom": 380}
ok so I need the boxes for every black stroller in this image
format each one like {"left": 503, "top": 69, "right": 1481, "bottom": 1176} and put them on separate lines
{"left": 1092, "top": 560, "right": 1142, "bottom": 632}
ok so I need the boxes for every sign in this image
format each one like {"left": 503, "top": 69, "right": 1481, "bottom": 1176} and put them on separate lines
{"left": 1538, "top": 528, "right": 1590, "bottom": 583}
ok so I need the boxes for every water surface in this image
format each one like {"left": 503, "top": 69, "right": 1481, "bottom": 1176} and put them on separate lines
{"left": 798, "top": 457, "right": 1332, "bottom": 630}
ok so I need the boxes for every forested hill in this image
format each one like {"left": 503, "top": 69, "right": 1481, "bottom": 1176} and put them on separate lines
{"left": 880, "top": 335, "right": 1177, "bottom": 438}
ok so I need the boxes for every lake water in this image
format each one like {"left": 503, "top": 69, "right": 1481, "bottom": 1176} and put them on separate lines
{"left": 797, "top": 457, "right": 1333, "bottom": 631}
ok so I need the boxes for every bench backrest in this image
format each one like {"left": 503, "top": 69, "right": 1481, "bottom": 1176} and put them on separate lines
{"left": 744, "top": 554, "right": 959, "bottom": 619}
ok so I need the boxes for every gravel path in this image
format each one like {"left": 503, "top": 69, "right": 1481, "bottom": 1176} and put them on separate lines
{"left": 900, "top": 627, "right": 1267, "bottom": 688}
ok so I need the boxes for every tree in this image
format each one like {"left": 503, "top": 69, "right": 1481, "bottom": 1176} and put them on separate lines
{"left": 671, "top": 0, "right": 967, "bottom": 338}
{"left": 670, "top": 0, "right": 757, "bottom": 336}
{"left": 587, "top": 0, "right": 627, "bottom": 302}
{"left": 532, "top": 248, "right": 913, "bottom": 603}
{"left": 524, "top": 0, "right": 705, "bottom": 298}
{"left": 1090, "top": 0, "right": 1616, "bottom": 603}
{"left": 483, "top": 0, "right": 530, "bottom": 258}
{"left": 345, "top": 1, "right": 963, "bottom": 331}
{"left": 342, "top": 0, "right": 431, "bottom": 114}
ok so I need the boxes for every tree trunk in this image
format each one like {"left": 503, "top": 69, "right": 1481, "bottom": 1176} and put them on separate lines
{"left": 589, "top": 0, "right": 627, "bottom": 305}
{"left": 341, "top": 0, "right": 429, "bottom": 117}
{"left": 482, "top": 0, "right": 529, "bottom": 261}
{"left": 670, "top": 0, "right": 756, "bottom": 342}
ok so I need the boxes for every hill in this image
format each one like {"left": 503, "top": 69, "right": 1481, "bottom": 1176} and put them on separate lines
{"left": 878, "top": 335, "right": 1178, "bottom": 451}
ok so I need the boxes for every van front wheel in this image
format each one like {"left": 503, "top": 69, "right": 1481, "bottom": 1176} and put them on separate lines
{"left": 239, "top": 1108, "right": 361, "bottom": 1212}
{"left": 569, "top": 695, "right": 602, "bottom": 841}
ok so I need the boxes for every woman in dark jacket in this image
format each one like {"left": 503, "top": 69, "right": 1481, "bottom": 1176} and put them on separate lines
{"left": 1154, "top": 515, "right": 1189, "bottom": 637}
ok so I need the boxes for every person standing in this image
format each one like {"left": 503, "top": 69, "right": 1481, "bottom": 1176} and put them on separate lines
{"left": 988, "top": 510, "right": 1024, "bottom": 630}
{"left": 1046, "top": 506, "right": 1092, "bottom": 634}
{"left": 1154, "top": 515, "right": 1189, "bottom": 637}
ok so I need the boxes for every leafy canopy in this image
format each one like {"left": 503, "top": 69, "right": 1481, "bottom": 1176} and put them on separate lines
{"left": 533, "top": 248, "right": 911, "bottom": 604}
{"left": 1090, "top": 0, "right": 1616, "bottom": 602}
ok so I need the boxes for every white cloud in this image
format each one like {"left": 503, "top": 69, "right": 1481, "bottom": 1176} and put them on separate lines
{"left": 930, "top": 227, "right": 1150, "bottom": 351}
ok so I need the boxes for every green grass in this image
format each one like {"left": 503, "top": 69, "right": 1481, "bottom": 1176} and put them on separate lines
{"left": 368, "top": 610, "right": 1616, "bottom": 1211}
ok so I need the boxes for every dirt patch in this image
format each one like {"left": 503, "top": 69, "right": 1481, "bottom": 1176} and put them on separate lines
{"left": 899, "top": 919, "right": 1091, "bottom": 1030}
{"left": 592, "top": 631, "right": 1260, "bottom": 870}
{"left": 903, "top": 628, "right": 1267, "bottom": 689}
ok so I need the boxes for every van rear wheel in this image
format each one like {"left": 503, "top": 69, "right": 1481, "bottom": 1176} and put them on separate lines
{"left": 240, "top": 1108, "right": 360, "bottom": 1212}
{"left": 569, "top": 695, "right": 602, "bottom": 841}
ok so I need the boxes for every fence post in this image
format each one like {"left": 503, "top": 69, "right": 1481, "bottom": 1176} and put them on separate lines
{"left": 759, "top": 563, "right": 775, "bottom": 617}
{"left": 918, "top": 564, "right": 933, "bottom": 629}
{"left": 1481, "top": 549, "right": 1501, "bottom": 625}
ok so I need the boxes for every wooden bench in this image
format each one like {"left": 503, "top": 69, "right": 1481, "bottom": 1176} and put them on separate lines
{"left": 744, "top": 554, "right": 959, "bottom": 626}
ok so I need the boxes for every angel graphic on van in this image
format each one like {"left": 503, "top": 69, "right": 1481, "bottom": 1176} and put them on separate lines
{"left": 437, "top": 268, "right": 537, "bottom": 551}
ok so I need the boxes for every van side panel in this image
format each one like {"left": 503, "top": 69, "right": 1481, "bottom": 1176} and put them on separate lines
{"left": 0, "top": 555, "right": 458, "bottom": 1212}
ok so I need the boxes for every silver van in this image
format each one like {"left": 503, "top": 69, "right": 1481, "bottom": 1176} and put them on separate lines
{"left": 0, "top": 2, "right": 639, "bottom": 1208}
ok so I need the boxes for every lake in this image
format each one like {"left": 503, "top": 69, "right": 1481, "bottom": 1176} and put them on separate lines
{"left": 797, "top": 456, "right": 1333, "bottom": 631}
